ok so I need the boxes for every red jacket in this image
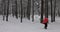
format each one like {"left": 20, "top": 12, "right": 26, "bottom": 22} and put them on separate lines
{"left": 42, "top": 18, "right": 48, "bottom": 24}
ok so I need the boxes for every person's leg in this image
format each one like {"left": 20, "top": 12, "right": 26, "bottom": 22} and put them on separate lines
{"left": 44, "top": 23, "right": 47, "bottom": 29}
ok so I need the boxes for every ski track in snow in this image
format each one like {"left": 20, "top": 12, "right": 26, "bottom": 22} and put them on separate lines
{"left": 0, "top": 15, "right": 60, "bottom": 32}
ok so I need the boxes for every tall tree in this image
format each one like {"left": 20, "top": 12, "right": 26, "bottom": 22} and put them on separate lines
{"left": 40, "top": 0, "right": 44, "bottom": 23}
{"left": 15, "top": 0, "right": 18, "bottom": 19}
{"left": 53, "top": 0, "right": 56, "bottom": 21}
{"left": 6, "top": 0, "right": 9, "bottom": 21}
{"left": 32, "top": 0, "right": 34, "bottom": 22}
{"left": 2, "top": 0, "right": 6, "bottom": 21}
{"left": 51, "top": 0, "right": 53, "bottom": 22}
{"left": 12, "top": 0, "right": 15, "bottom": 17}
{"left": 21, "top": 0, "right": 23, "bottom": 23}
{"left": 19, "top": 1, "right": 21, "bottom": 17}
{"left": 27, "top": 0, "right": 31, "bottom": 20}
{"left": 45, "top": 0, "right": 48, "bottom": 20}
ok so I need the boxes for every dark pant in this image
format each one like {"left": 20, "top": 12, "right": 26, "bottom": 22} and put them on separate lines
{"left": 44, "top": 23, "right": 48, "bottom": 29}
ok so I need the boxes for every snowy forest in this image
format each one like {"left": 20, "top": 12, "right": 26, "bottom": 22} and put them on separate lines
{"left": 0, "top": 0, "right": 60, "bottom": 32}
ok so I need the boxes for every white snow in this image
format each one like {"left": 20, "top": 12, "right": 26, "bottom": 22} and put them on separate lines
{"left": 0, "top": 15, "right": 60, "bottom": 32}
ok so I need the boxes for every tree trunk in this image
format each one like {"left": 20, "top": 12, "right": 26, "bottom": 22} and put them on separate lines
{"left": 32, "top": 0, "right": 34, "bottom": 22}
{"left": 51, "top": 0, "right": 53, "bottom": 22}
{"left": 12, "top": 0, "right": 15, "bottom": 17}
{"left": 24, "top": 7, "right": 25, "bottom": 17}
{"left": 45, "top": 0, "right": 48, "bottom": 22}
{"left": 27, "top": 0, "right": 31, "bottom": 20}
{"left": 2, "top": 0, "right": 7, "bottom": 21}
{"left": 15, "top": 0, "right": 18, "bottom": 19}
{"left": 40, "top": 0, "right": 44, "bottom": 23}
{"left": 2, "top": 0, "right": 6, "bottom": 21}
{"left": 21, "top": 0, "right": 23, "bottom": 23}
{"left": 53, "top": 0, "right": 56, "bottom": 22}
{"left": 6, "top": 0, "right": 9, "bottom": 21}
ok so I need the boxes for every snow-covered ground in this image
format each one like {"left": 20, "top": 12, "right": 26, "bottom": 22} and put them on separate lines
{"left": 0, "top": 15, "right": 60, "bottom": 32}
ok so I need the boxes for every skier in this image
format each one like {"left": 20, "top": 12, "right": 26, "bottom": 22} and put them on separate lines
{"left": 42, "top": 17, "right": 48, "bottom": 29}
